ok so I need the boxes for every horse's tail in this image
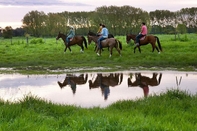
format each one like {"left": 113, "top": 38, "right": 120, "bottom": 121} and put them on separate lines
{"left": 116, "top": 39, "right": 122, "bottom": 50}
{"left": 81, "top": 36, "right": 88, "bottom": 49}
{"left": 155, "top": 36, "right": 162, "bottom": 52}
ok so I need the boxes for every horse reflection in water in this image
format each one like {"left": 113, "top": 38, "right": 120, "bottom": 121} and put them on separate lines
{"left": 89, "top": 73, "right": 123, "bottom": 100}
{"left": 128, "top": 73, "right": 162, "bottom": 97}
{"left": 57, "top": 74, "right": 88, "bottom": 94}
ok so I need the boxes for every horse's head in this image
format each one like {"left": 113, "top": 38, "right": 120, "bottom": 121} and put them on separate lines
{"left": 126, "top": 34, "right": 131, "bottom": 44}
{"left": 126, "top": 34, "right": 136, "bottom": 44}
{"left": 56, "top": 31, "right": 66, "bottom": 40}
{"left": 88, "top": 31, "right": 97, "bottom": 36}
{"left": 87, "top": 35, "right": 92, "bottom": 44}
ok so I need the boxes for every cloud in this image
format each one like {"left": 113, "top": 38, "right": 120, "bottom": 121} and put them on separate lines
{"left": 0, "top": 0, "right": 90, "bottom": 6}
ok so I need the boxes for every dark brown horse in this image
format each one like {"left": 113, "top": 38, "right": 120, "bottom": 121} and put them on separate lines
{"left": 87, "top": 35, "right": 122, "bottom": 57}
{"left": 126, "top": 34, "right": 162, "bottom": 53}
{"left": 56, "top": 32, "right": 87, "bottom": 53}
{"left": 57, "top": 74, "right": 88, "bottom": 94}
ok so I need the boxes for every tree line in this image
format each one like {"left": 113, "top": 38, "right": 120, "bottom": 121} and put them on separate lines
{"left": 1, "top": 6, "right": 197, "bottom": 38}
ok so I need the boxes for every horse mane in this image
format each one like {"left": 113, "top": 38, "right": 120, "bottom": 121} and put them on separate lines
{"left": 88, "top": 31, "right": 97, "bottom": 36}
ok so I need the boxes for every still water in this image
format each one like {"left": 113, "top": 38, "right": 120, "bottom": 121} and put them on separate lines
{"left": 0, "top": 71, "right": 197, "bottom": 108}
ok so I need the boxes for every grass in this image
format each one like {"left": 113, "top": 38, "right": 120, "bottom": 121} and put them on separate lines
{"left": 0, "top": 89, "right": 197, "bottom": 130}
{"left": 0, "top": 34, "right": 197, "bottom": 74}
{"left": 1, "top": 34, "right": 197, "bottom": 130}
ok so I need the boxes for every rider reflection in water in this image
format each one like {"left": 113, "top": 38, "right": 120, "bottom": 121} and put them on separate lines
{"left": 98, "top": 74, "right": 110, "bottom": 100}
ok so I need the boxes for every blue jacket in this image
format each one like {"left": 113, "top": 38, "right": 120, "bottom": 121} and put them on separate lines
{"left": 100, "top": 27, "right": 109, "bottom": 38}
{"left": 67, "top": 29, "right": 75, "bottom": 38}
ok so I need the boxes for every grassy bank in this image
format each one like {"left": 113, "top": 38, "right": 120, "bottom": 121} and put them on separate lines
{"left": 0, "top": 89, "right": 197, "bottom": 130}
{"left": 0, "top": 34, "right": 197, "bottom": 74}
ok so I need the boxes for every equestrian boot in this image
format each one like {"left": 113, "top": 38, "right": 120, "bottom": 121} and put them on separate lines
{"left": 135, "top": 43, "right": 139, "bottom": 46}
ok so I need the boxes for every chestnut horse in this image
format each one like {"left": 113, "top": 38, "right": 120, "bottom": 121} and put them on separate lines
{"left": 87, "top": 35, "right": 122, "bottom": 57}
{"left": 126, "top": 34, "right": 162, "bottom": 53}
{"left": 127, "top": 73, "right": 162, "bottom": 97}
{"left": 56, "top": 32, "right": 87, "bottom": 53}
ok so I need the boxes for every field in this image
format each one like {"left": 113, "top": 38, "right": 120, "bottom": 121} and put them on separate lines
{"left": 1, "top": 34, "right": 197, "bottom": 130}
{"left": 0, "top": 33, "right": 197, "bottom": 74}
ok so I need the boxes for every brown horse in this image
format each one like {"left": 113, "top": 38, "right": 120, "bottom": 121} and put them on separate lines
{"left": 127, "top": 73, "right": 162, "bottom": 97}
{"left": 88, "top": 73, "right": 123, "bottom": 100}
{"left": 56, "top": 32, "right": 87, "bottom": 53}
{"left": 126, "top": 34, "right": 162, "bottom": 53}
{"left": 87, "top": 35, "right": 122, "bottom": 57}
{"left": 57, "top": 74, "right": 88, "bottom": 94}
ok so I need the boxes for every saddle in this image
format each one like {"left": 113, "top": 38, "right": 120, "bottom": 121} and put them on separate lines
{"left": 101, "top": 38, "right": 107, "bottom": 43}
{"left": 140, "top": 36, "right": 146, "bottom": 40}
{"left": 69, "top": 38, "right": 73, "bottom": 41}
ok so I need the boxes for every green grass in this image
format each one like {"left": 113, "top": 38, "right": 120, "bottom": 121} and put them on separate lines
{"left": 0, "top": 89, "right": 197, "bottom": 130}
{"left": 0, "top": 34, "right": 197, "bottom": 74}
{"left": 1, "top": 34, "right": 197, "bottom": 130}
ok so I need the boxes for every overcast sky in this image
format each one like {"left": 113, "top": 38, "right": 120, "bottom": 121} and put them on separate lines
{"left": 0, "top": 0, "right": 196, "bottom": 29}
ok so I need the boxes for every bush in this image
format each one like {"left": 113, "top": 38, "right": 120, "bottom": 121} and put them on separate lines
{"left": 30, "top": 38, "right": 44, "bottom": 44}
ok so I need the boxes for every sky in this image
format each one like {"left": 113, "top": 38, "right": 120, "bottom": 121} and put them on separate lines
{"left": 0, "top": 0, "right": 196, "bottom": 29}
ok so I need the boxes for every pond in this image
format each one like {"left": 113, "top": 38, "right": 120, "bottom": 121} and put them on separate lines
{"left": 0, "top": 70, "right": 197, "bottom": 108}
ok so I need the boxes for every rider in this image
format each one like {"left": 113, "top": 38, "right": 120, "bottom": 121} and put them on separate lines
{"left": 97, "top": 24, "right": 109, "bottom": 49}
{"left": 135, "top": 22, "right": 147, "bottom": 46}
{"left": 66, "top": 26, "right": 75, "bottom": 45}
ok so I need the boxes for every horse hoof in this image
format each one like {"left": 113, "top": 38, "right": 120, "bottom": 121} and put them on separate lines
{"left": 158, "top": 52, "right": 160, "bottom": 54}
{"left": 97, "top": 53, "right": 100, "bottom": 56}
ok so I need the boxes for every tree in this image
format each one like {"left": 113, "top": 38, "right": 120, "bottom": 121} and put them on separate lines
{"left": 22, "top": 10, "right": 47, "bottom": 37}
{"left": 2, "top": 26, "right": 13, "bottom": 39}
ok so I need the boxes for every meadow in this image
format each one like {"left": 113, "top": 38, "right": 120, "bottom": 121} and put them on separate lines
{"left": 0, "top": 33, "right": 197, "bottom": 74}
{"left": 1, "top": 34, "right": 197, "bottom": 130}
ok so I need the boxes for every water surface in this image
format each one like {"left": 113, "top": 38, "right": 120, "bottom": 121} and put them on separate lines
{"left": 0, "top": 71, "right": 196, "bottom": 108}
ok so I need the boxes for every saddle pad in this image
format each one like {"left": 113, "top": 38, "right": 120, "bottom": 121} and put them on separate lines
{"left": 140, "top": 36, "right": 146, "bottom": 40}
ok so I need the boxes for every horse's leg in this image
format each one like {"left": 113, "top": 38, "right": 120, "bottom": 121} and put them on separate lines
{"left": 64, "top": 46, "right": 68, "bottom": 53}
{"left": 115, "top": 46, "right": 121, "bottom": 56}
{"left": 96, "top": 46, "right": 100, "bottom": 56}
{"left": 80, "top": 44, "right": 84, "bottom": 53}
{"left": 138, "top": 46, "right": 141, "bottom": 53}
{"left": 134, "top": 46, "right": 137, "bottom": 53}
{"left": 109, "top": 47, "right": 113, "bottom": 58}
{"left": 68, "top": 46, "right": 72, "bottom": 53}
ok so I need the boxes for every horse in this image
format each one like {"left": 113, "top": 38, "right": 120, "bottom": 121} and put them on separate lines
{"left": 127, "top": 73, "right": 162, "bottom": 87}
{"left": 87, "top": 35, "right": 122, "bottom": 57}
{"left": 127, "top": 73, "right": 162, "bottom": 97}
{"left": 87, "top": 31, "right": 115, "bottom": 51}
{"left": 57, "top": 74, "right": 88, "bottom": 94}
{"left": 126, "top": 34, "right": 162, "bottom": 53}
{"left": 88, "top": 73, "right": 123, "bottom": 100}
{"left": 56, "top": 32, "right": 87, "bottom": 53}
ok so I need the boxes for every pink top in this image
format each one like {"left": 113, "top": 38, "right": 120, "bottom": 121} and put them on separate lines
{"left": 141, "top": 25, "right": 147, "bottom": 35}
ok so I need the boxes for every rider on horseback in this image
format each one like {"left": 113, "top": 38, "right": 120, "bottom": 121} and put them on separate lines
{"left": 135, "top": 22, "right": 147, "bottom": 46}
{"left": 97, "top": 24, "right": 109, "bottom": 49}
{"left": 66, "top": 26, "right": 75, "bottom": 45}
